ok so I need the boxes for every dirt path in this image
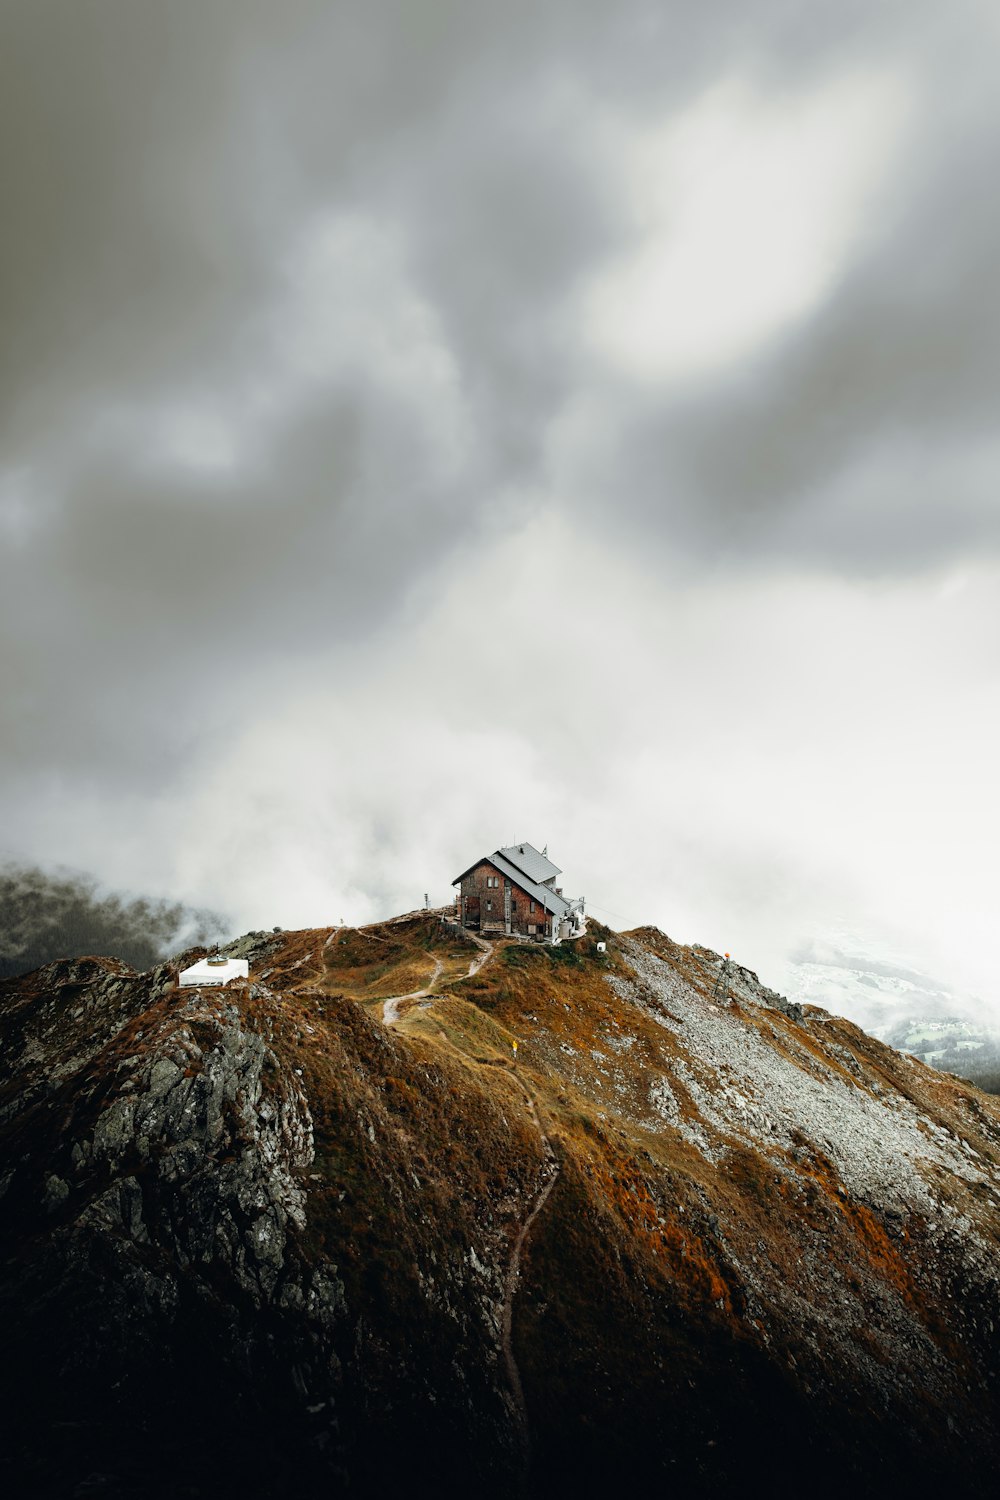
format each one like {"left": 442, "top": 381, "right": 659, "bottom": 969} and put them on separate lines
{"left": 465, "top": 930, "right": 495, "bottom": 976}
{"left": 379, "top": 927, "right": 556, "bottom": 1466}
{"left": 414, "top": 942, "right": 555, "bottom": 1471}
{"left": 381, "top": 933, "right": 494, "bottom": 1026}
{"left": 382, "top": 955, "right": 445, "bottom": 1025}
{"left": 492, "top": 1070, "right": 560, "bottom": 1468}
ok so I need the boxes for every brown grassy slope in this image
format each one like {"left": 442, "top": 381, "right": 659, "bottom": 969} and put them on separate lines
{"left": 318, "top": 911, "right": 476, "bottom": 1000}
{"left": 293, "top": 914, "right": 1000, "bottom": 1491}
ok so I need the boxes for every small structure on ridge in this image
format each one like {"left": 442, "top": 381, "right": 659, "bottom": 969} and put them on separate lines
{"left": 179, "top": 955, "right": 249, "bottom": 988}
{"left": 452, "top": 842, "right": 585, "bottom": 944}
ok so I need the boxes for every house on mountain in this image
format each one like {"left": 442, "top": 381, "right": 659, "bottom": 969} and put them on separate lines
{"left": 452, "top": 842, "right": 585, "bottom": 944}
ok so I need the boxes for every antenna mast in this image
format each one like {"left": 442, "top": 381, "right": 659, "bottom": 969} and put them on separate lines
{"left": 712, "top": 953, "right": 733, "bottom": 1002}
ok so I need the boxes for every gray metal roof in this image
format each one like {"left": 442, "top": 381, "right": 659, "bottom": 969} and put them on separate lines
{"left": 488, "top": 852, "right": 570, "bottom": 916}
{"left": 499, "top": 842, "right": 561, "bottom": 885}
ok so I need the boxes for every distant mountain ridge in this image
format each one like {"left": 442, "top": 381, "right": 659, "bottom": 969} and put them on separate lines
{"left": 785, "top": 940, "right": 1000, "bottom": 1092}
{"left": 0, "top": 862, "right": 225, "bottom": 980}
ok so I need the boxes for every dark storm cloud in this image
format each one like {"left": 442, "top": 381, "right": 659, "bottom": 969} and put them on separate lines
{"left": 1, "top": 0, "right": 996, "bottom": 807}
{"left": 1, "top": 377, "right": 473, "bottom": 780}
{"left": 0, "top": 3, "right": 276, "bottom": 448}
{"left": 587, "top": 136, "right": 1000, "bottom": 574}
{"left": 564, "top": 11, "right": 1000, "bottom": 574}
{"left": 0, "top": 0, "right": 916, "bottom": 474}
{"left": 0, "top": 2, "right": 613, "bottom": 782}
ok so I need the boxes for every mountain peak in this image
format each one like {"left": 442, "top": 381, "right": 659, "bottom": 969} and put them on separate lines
{"left": 2, "top": 914, "right": 999, "bottom": 1495}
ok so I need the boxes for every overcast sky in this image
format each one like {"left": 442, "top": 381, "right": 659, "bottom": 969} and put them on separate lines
{"left": 3, "top": 1, "right": 999, "bottom": 1018}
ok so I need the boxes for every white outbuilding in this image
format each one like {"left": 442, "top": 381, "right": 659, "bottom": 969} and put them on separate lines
{"left": 178, "top": 955, "right": 249, "bottom": 988}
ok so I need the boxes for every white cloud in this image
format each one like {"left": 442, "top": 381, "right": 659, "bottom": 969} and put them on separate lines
{"left": 6, "top": 492, "right": 997, "bottom": 1024}
{"left": 23, "top": 506, "right": 981, "bottom": 1014}
{"left": 584, "top": 69, "right": 912, "bottom": 382}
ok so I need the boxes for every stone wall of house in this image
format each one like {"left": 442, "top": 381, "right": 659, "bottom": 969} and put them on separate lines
{"left": 458, "top": 861, "right": 552, "bottom": 938}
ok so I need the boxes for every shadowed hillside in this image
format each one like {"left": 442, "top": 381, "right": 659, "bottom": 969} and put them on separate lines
{"left": 1, "top": 912, "right": 999, "bottom": 1497}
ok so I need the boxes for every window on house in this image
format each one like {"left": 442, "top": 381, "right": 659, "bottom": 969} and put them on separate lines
{"left": 486, "top": 900, "right": 492, "bottom": 911}
{"left": 530, "top": 900, "right": 535, "bottom": 914}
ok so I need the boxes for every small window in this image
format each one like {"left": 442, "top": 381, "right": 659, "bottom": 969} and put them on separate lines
{"left": 486, "top": 900, "right": 492, "bottom": 911}
{"left": 530, "top": 900, "right": 535, "bottom": 914}
{"left": 511, "top": 899, "right": 516, "bottom": 912}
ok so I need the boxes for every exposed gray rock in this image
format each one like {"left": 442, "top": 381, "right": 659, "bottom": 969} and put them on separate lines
{"left": 43, "top": 1173, "right": 69, "bottom": 1209}
{"left": 0, "top": 961, "right": 345, "bottom": 1492}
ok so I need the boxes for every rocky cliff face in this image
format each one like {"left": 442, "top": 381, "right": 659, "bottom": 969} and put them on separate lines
{"left": 2, "top": 917, "right": 998, "bottom": 1497}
